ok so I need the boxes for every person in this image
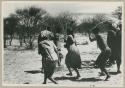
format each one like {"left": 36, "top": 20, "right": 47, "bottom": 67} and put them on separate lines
{"left": 107, "top": 29, "right": 117, "bottom": 65}
{"left": 107, "top": 22, "right": 122, "bottom": 73}
{"left": 115, "top": 23, "right": 122, "bottom": 73}
{"left": 64, "top": 35, "right": 81, "bottom": 78}
{"left": 38, "top": 34, "right": 59, "bottom": 84}
{"left": 89, "top": 27, "right": 111, "bottom": 81}
{"left": 38, "top": 33, "right": 45, "bottom": 72}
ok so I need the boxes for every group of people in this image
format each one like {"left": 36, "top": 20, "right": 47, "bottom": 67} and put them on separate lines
{"left": 37, "top": 22, "right": 122, "bottom": 84}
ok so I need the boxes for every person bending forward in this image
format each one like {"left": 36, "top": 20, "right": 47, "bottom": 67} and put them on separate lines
{"left": 89, "top": 28, "right": 111, "bottom": 81}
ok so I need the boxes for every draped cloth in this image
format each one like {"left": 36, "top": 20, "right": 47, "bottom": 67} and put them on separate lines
{"left": 39, "top": 40, "right": 58, "bottom": 78}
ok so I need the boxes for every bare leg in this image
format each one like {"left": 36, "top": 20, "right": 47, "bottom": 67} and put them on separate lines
{"left": 99, "top": 69, "right": 105, "bottom": 76}
{"left": 100, "top": 67, "right": 110, "bottom": 81}
{"left": 74, "top": 68, "right": 80, "bottom": 78}
{"left": 43, "top": 74, "right": 47, "bottom": 84}
{"left": 41, "top": 67, "right": 44, "bottom": 73}
{"left": 66, "top": 67, "right": 72, "bottom": 76}
{"left": 116, "top": 55, "right": 121, "bottom": 73}
{"left": 58, "top": 60, "right": 61, "bottom": 66}
{"left": 41, "top": 60, "right": 44, "bottom": 73}
{"left": 48, "top": 77, "right": 57, "bottom": 84}
{"left": 116, "top": 60, "right": 121, "bottom": 73}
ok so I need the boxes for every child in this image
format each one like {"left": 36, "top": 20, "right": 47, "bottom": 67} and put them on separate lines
{"left": 89, "top": 27, "right": 111, "bottom": 81}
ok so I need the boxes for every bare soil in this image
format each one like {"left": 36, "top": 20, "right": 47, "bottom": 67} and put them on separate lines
{"left": 3, "top": 35, "right": 123, "bottom": 87}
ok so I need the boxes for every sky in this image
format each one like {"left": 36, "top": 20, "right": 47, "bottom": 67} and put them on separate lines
{"left": 2, "top": 1, "right": 123, "bottom": 23}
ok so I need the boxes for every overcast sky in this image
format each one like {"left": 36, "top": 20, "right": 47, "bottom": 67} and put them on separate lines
{"left": 2, "top": 1, "right": 122, "bottom": 21}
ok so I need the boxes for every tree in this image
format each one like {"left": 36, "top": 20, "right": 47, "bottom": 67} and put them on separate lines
{"left": 77, "top": 14, "right": 108, "bottom": 33}
{"left": 15, "top": 6, "right": 47, "bottom": 49}
{"left": 56, "top": 12, "right": 77, "bottom": 36}
{"left": 4, "top": 15, "right": 18, "bottom": 46}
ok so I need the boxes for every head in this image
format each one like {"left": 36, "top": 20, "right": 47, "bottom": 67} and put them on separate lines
{"left": 92, "top": 27, "right": 99, "bottom": 35}
{"left": 67, "top": 35, "right": 74, "bottom": 45}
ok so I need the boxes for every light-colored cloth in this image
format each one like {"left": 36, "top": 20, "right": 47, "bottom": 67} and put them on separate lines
{"left": 39, "top": 40, "right": 58, "bottom": 78}
{"left": 39, "top": 40, "right": 58, "bottom": 61}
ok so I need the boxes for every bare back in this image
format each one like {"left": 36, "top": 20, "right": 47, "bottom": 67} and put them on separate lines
{"left": 96, "top": 34, "right": 107, "bottom": 51}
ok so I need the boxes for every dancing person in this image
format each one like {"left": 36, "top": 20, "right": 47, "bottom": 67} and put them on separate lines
{"left": 38, "top": 33, "right": 45, "bottom": 73}
{"left": 38, "top": 34, "right": 59, "bottom": 84}
{"left": 107, "top": 28, "right": 117, "bottom": 65}
{"left": 64, "top": 35, "right": 81, "bottom": 78}
{"left": 107, "top": 22, "right": 122, "bottom": 73}
{"left": 89, "top": 27, "right": 111, "bottom": 81}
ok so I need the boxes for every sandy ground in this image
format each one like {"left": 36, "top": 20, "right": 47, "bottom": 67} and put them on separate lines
{"left": 3, "top": 35, "right": 123, "bottom": 87}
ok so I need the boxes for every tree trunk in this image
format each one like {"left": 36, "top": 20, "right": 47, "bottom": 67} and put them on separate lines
{"left": 4, "top": 36, "right": 7, "bottom": 48}
{"left": 19, "top": 35, "right": 23, "bottom": 47}
{"left": 29, "top": 36, "right": 33, "bottom": 49}
{"left": 23, "top": 36, "right": 26, "bottom": 43}
{"left": 9, "top": 35, "right": 13, "bottom": 46}
{"left": 20, "top": 39, "right": 22, "bottom": 47}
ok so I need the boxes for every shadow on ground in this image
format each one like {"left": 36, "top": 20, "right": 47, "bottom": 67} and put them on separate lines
{"left": 109, "top": 72, "right": 119, "bottom": 75}
{"left": 54, "top": 76, "right": 102, "bottom": 82}
{"left": 24, "top": 70, "right": 42, "bottom": 74}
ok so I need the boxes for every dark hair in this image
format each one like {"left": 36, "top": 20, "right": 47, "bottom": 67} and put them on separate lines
{"left": 46, "top": 26, "right": 51, "bottom": 31}
{"left": 67, "top": 35, "right": 74, "bottom": 44}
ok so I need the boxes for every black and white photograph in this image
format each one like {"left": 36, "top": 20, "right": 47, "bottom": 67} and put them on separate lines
{"left": 2, "top": 1, "right": 124, "bottom": 87}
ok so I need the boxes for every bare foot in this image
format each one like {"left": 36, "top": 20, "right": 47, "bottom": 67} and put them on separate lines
{"left": 104, "top": 75, "right": 111, "bottom": 81}
{"left": 76, "top": 75, "right": 81, "bottom": 79}
{"left": 42, "top": 82, "right": 46, "bottom": 84}
{"left": 117, "top": 70, "right": 121, "bottom": 74}
{"left": 99, "top": 72, "right": 105, "bottom": 76}
{"left": 66, "top": 73, "right": 72, "bottom": 76}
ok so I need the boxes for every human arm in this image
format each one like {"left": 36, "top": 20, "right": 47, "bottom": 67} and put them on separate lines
{"left": 38, "top": 34, "right": 41, "bottom": 55}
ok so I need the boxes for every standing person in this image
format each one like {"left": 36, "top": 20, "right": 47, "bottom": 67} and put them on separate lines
{"left": 64, "top": 35, "right": 81, "bottom": 78}
{"left": 89, "top": 27, "right": 111, "bottom": 81}
{"left": 107, "top": 29, "right": 117, "bottom": 65}
{"left": 106, "top": 22, "right": 122, "bottom": 73}
{"left": 115, "top": 23, "right": 122, "bottom": 73}
{"left": 38, "top": 26, "right": 51, "bottom": 72}
{"left": 38, "top": 32, "right": 59, "bottom": 84}
{"left": 38, "top": 33, "right": 45, "bottom": 72}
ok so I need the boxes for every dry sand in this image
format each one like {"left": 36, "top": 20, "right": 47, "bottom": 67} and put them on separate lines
{"left": 3, "top": 35, "right": 123, "bottom": 87}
